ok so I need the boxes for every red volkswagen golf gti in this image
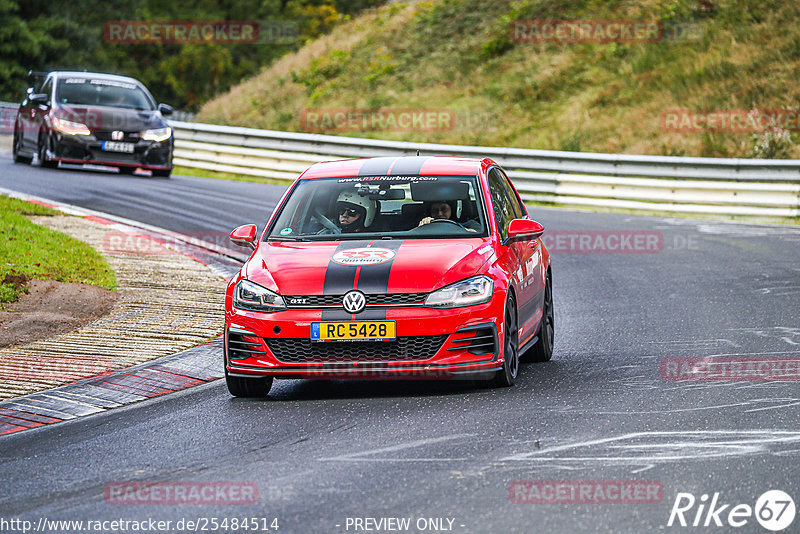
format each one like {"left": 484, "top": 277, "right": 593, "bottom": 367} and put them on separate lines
{"left": 224, "top": 156, "right": 553, "bottom": 397}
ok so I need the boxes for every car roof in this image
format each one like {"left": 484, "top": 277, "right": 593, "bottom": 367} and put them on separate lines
{"left": 298, "top": 156, "right": 497, "bottom": 179}
{"left": 50, "top": 71, "right": 144, "bottom": 85}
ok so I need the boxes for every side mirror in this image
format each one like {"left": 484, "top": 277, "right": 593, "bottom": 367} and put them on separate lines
{"left": 158, "top": 103, "right": 173, "bottom": 116}
{"left": 30, "top": 93, "right": 49, "bottom": 106}
{"left": 230, "top": 224, "right": 257, "bottom": 250}
{"left": 506, "top": 219, "right": 544, "bottom": 242}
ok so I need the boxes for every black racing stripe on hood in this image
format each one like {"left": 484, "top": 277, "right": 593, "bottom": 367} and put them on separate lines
{"left": 321, "top": 240, "right": 371, "bottom": 320}
{"left": 352, "top": 240, "right": 405, "bottom": 321}
{"left": 358, "top": 157, "right": 398, "bottom": 176}
{"left": 388, "top": 156, "right": 431, "bottom": 175}
{"left": 356, "top": 240, "right": 405, "bottom": 294}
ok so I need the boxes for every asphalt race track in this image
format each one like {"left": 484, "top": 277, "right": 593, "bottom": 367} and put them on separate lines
{"left": 1, "top": 156, "right": 800, "bottom": 533}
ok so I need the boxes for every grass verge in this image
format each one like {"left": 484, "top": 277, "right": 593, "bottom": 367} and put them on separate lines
{"left": 0, "top": 196, "right": 117, "bottom": 304}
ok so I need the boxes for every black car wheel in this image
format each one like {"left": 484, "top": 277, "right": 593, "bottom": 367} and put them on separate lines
{"left": 118, "top": 167, "right": 137, "bottom": 175}
{"left": 38, "top": 133, "right": 58, "bottom": 169}
{"left": 151, "top": 169, "right": 172, "bottom": 178}
{"left": 491, "top": 295, "right": 519, "bottom": 387}
{"left": 522, "top": 272, "right": 554, "bottom": 363}
{"left": 13, "top": 126, "right": 32, "bottom": 164}
{"left": 225, "top": 368, "right": 273, "bottom": 398}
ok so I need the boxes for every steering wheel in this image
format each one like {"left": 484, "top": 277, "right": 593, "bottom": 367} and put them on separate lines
{"left": 428, "top": 218, "right": 466, "bottom": 230}
{"left": 313, "top": 208, "right": 341, "bottom": 234}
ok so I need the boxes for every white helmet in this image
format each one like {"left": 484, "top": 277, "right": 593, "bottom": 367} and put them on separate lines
{"left": 337, "top": 191, "right": 376, "bottom": 227}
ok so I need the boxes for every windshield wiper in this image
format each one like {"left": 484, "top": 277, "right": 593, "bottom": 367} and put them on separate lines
{"left": 268, "top": 236, "right": 309, "bottom": 242}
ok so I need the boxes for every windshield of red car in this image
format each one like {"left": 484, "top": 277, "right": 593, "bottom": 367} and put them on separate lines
{"left": 267, "top": 175, "right": 489, "bottom": 240}
{"left": 55, "top": 78, "right": 155, "bottom": 110}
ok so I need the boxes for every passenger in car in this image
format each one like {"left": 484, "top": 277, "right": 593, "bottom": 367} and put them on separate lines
{"left": 418, "top": 200, "right": 479, "bottom": 232}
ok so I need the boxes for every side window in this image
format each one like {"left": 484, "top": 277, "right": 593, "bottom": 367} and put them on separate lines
{"left": 487, "top": 169, "right": 516, "bottom": 240}
{"left": 498, "top": 168, "right": 527, "bottom": 218}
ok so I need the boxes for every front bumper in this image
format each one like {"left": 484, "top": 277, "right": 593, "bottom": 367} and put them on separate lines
{"left": 224, "top": 300, "right": 506, "bottom": 380}
{"left": 52, "top": 132, "right": 173, "bottom": 170}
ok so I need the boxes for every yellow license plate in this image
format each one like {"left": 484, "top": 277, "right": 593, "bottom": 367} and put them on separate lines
{"left": 311, "top": 321, "right": 396, "bottom": 341}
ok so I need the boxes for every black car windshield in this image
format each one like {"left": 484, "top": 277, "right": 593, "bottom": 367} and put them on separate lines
{"left": 55, "top": 78, "right": 155, "bottom": 110}
{"left": 267, "top": 175, "right": 488, "bottom": 241}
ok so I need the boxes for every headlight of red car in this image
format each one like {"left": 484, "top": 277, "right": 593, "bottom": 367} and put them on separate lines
{"left": 233, "top": 280, "right": 286, "bottom": 312}
{"left": 424, "top": 275, "right": 493, "bottom": 308}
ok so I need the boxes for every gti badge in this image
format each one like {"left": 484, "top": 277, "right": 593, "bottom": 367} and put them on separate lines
{"left": 111, "top": 130, "right": 124, "bottom": 141}
{"left": 342, "top": 290, "right": 366, "bottom": 314}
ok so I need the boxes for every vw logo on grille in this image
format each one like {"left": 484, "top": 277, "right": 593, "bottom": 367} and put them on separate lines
{"left": 342, "top": 290, "right": 366, "bottom": 314}
{"left": 111, "top": 130, "right": 124, "bottom": 141}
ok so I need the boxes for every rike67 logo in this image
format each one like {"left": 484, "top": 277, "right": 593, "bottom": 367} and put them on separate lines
{"left": 668, "top": 490, "right": 795, "bottom": 531}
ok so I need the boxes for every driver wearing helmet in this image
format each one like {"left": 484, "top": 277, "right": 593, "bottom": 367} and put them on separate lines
{"left": 320, "top": 191, "right": 377, "bottom": 233}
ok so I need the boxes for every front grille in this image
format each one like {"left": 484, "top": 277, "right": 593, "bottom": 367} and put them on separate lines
{"left": 227, "top": 330, "right": 267, "bottom": 360}
{"left": 94, "top": 131, "right": 140, "bottom": 143}
{"left": 266, "top": 336, "right": 447, "bottom": 363}
{"left": 285, "top": 293, "right": 427, "bottom": 307}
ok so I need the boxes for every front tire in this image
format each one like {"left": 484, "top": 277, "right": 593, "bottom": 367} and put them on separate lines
{"left": 491, "top": 295, "right": 519, "bottom": 387}
{"left": 38, "top": 133, "right": 58, "bottom": 169}
{"left": 522, "top": 272, "right": 554, "bottom": 363}
{"left": 225, "top": 368, "right": 273, "bottom": 398}
{"left": 151, "top": 168, "right": 171, "bottom": 178}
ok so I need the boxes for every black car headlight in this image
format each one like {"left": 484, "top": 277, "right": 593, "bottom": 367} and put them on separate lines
{"left": 424, "top": 275, "right": 493, "bottom": 308}
{"left": 52, "top": 117, "right": 91, "bottom": 136}
{"left": 233, "top": 280, "right": 286, "bottom": 312}
{"left": 141, "top": 127, "right": 172, "bottom": 142}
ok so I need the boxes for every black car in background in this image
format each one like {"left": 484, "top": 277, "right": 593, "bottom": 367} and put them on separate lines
{"left": 12, "top": 71, "right": 174, "bottom": 177}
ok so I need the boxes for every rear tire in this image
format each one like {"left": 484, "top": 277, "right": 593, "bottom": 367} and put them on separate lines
{"left": 491, "top": 295, "right": 519, "bottom": 387}
{"left": 151, "top": 168, "right": 171, "bottom": 178}
{"left": 522, "top": 272, "right": 554, "bottom": 363}
{"left": 13, "top": 127, "right": 32, "bottom": 164}
{"left": 225, "top": 368, "right": 273, "bottom": 398}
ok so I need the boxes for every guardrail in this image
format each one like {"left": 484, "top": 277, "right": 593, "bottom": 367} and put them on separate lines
{"left": 170, "top": 120, "right": 800, "bottom": 218}
{"left": 3, "top": 100, "right": 798, "bottom": 217}
{"left": 0, "top": 102, "right": 18, "bottom": 136}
